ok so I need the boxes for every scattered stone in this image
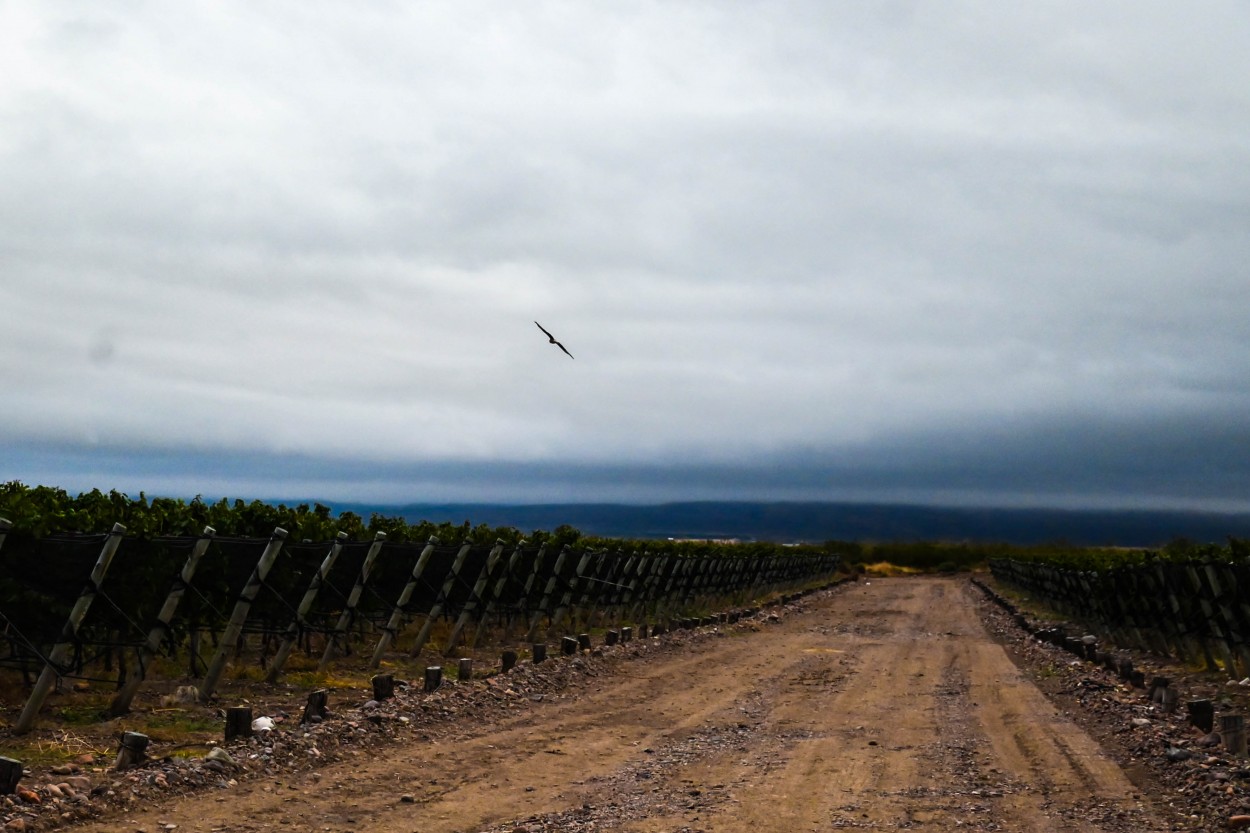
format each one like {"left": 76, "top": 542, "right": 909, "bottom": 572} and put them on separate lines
{"left": 205, "top": 748, "right": 237, "bottom": 768}
{"left": 160, "top": 685, "right": 201, "bottom": 707}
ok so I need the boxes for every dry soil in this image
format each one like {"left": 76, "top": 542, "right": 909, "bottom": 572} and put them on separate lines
{"left": 73, "top": 577, "right": 1173, "bottom": 832}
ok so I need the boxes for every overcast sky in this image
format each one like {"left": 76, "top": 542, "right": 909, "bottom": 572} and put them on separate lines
{"left": 3, "top": 2, "right": 1249, "bottom": 511}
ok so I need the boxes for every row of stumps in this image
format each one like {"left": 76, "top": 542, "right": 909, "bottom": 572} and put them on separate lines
{"left": 0, "top": 578, "right": 853, "bottom": 797}
{"left": 971, "top": 578, "right": 1248, "bottom": 757}
{"left": 0, "top": 628, "right": 674, "bottom": 794}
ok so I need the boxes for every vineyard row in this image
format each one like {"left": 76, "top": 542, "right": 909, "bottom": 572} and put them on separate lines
{"left": 0, "top": 518, "right": 842, "bottom": 734}
{"left": 989, "top": 556, "right": 1250, "bottom": 680}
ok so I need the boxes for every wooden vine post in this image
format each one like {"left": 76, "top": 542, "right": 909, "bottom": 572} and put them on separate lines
{"left": 302, "top": 690, "right": 329, "bottom": 724}
{"left": 114, "top": 731, "right": 149, "bottom": 770}
{"left": 0, "top": 756, "right": 21, "bottom": 795}
{"left": 198, "top": 527, "right": 288, "bottom": 702}
{"left": 109, "top": 525, "right": 216, "bottom": 715}
{"left": 320, "top": 531, "right": 387, "bottom": 671}
{"left": 267, "top": 532, "right": 348, "bottom": 683}
{"left": 371, "top": 674, "right": 395, "bottom": 700}
{"left": 225, "top": 707, "right": 253, "bottom": 742}
{"left": 15, "top": 523, "right": 126, "bottom": 735}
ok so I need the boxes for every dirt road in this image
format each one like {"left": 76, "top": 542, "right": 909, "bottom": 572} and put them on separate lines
{"left": 76, "top": 578, "right": 1170, "bottom": 832}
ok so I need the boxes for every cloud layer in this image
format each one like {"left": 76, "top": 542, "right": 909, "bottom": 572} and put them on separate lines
{"left": 3, "top": 2, "right": 1249, "bottom": 509}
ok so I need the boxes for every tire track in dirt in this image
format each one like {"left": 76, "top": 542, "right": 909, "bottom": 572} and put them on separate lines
{"left": 73, "top": 578, "right": 1173, "bottom": 833}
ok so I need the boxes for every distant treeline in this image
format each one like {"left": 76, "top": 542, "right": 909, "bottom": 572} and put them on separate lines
{"left": 3, "top": 482, "right": 1246, "bottom": 573}
{"left": 0, "top": 482, "right": 807, "bottom": 559}
{"left": 0, "top": 481, "right": 578, "bottom": 547}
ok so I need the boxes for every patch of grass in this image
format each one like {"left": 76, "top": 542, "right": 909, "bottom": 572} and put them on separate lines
{"left": 1035, "top": 662, "right": 1061, "bottom": 679}
{"left": 285, "top": 670, "right": 365, "bottom": 691}
{"left": 227, "top": 665, "right": 267, "bottom": 683}
{"left": 0, "top": 728, "right": 110, "bottom": 769}
{"left": 138, "top": 709, "right": 219, "bottom": 734}
{"left": 56, "top": 702, "right": 107, "bottom": 726}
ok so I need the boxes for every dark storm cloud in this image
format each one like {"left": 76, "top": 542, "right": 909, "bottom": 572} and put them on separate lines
{"left": 2, "top": 2, "right": 1249, "bottom": 509}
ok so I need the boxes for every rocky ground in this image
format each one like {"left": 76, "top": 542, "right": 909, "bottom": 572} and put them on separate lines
{"left": 972, "top": 577, "right": 1250, "bottom": 831}
{"left": 2, "top": 574, "right": 1249, "bottom": 831}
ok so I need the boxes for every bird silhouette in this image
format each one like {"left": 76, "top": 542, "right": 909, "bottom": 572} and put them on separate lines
{"left": 534, "top": 321, "right": 574, "bottom": 359}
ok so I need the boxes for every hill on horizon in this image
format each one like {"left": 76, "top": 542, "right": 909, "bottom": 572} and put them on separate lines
{"left": 323, "top": 500, "right": 1250, "bottom": 547}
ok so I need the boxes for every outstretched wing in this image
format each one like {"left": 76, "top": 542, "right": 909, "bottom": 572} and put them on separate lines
{"left": 536, "top": 320, "right": 574, "bottom": 358}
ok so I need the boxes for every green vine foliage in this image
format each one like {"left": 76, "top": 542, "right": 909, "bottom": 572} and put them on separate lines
{"left": 0, "top": 481, "right": 521, "bottom": 544}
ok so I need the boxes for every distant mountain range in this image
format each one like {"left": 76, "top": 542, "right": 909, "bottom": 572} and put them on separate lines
{"left": 326, "top": 501, "right": 1250, "bottom": 547}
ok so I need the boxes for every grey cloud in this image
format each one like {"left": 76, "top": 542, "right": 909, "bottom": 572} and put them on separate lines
{"left": 2, "top": 1, "right": 1249, "bottom": 512}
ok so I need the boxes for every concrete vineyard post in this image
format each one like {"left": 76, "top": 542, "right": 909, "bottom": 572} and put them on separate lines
{"left": 473, "top": 540, "right": 528, "bottom": 648}
{"left": 445, "top": 540, "right": 506, "bottom": 655}
{"left": 550, "top": 550, "right": 594, "bottom": 633}
{"left": 267, "top": 532, "right": 348, "bottom": 683}
{"left": 109, "top": 525, "right": 216, "bottom": 715}
{"left": 514, "top": 543, "right": 549, "bottom": 639}
{"left": 1204, "top": 564, "right": 1250, "bottom": 678}
{"left": 15, "top": 523, "right": 126, "bottom": 735}
{"left": 410, "top": 543, "right": 473, "bottom": 658}
{"left": 368, "top": 535, "right": 435, "bottom": 670}
{"left": 198, "top": 527, "right": 288, "bottom": 703}
{"left": 569, "top": 550, "right": 605, "bottom": 632}
{"left": 1184, "top": 565, "right": 1226, "bottom": 674}
{"left": 528, "top": 545, "right": 571, "bottom": 642}
{"left": 317, "top": 530, "right": 385, "bottom": 671}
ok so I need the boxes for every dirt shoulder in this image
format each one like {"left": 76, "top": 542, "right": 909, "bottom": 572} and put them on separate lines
{"left": 20, "top": 576, "right": 1190, "bottom": 833}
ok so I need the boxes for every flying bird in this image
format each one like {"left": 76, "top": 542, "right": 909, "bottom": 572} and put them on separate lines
{"left": 534, "top": 321, "right": 574, "bottom": 359}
